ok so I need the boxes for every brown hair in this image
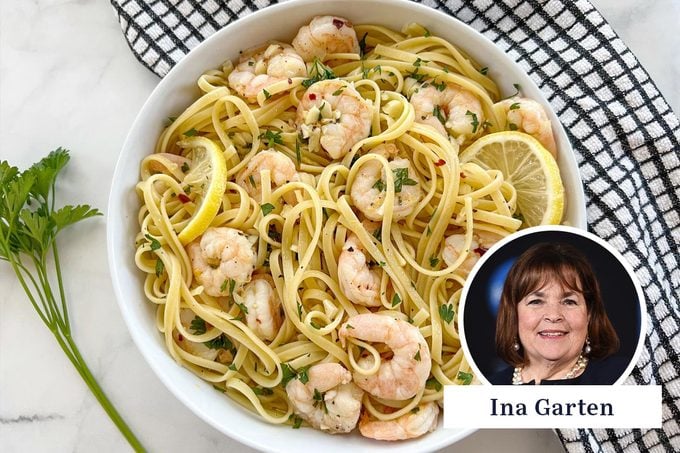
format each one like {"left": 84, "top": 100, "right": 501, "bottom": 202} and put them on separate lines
{"left": 495, "top": 242, "right": 620, "bottom": 366}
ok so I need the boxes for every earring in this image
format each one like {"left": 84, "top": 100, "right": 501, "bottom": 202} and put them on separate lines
{"left": 584, "top": 337, "right": 592, "bottom": 355}
{"left": 513, "top": 342, "right": 520, "bottom": 351}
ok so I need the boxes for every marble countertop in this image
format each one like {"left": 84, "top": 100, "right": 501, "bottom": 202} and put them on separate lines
{"left": 1, "top": 1, "right": 677, "bottom": 452}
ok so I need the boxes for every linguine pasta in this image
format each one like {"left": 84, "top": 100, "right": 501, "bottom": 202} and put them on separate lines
{"left": 134, "top": 19, "right": 539, "bottom": 437}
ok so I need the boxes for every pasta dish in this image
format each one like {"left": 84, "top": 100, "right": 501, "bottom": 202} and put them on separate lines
{"left": 135, "top": 15, "right": 563, "bottom": 440}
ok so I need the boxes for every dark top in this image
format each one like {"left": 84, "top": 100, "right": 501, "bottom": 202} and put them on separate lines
{"left": 487, "top": 356, "right": 630, "bottom": 385}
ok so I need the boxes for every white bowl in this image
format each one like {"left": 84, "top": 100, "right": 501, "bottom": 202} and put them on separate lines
{"left": 107, "top": 0, "right": 586, "bottom": 451}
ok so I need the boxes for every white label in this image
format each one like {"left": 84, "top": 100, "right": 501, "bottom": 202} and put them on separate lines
{"left": 443, "top": 385, "right": 661, "bottom": 428}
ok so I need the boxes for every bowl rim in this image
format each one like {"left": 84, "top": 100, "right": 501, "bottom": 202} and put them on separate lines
{"left": 107, "top": 0, "right": 586, "bottom": 450}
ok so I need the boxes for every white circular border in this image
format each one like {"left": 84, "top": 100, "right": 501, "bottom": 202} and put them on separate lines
{"left": 458, "top": 225, "right": 647, "bottom": 386}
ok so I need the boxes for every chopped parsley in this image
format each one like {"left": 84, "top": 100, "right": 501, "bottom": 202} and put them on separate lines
{"left": 391, "top": 293, "right": 401, "bottom": 307}
{"left": 190, "top": 316, "right": 207, "bottom": 334}
{"left": 263, "top": 89, "right": 271, "bottom": 100}
{"left": 253, "top": 386, "right": 274, "bottom": 396}
{"left": 509, "top": 102, "right": 521, "bottom": 110}
{"left": 479, "top": 66, "right": 489, "bottom": 75}
{"left": 359, "top": 32, "right": 368, "bottom": 58}
{"left": 290, "top": 414, "right": 303, "bottom": 429}
{"left": 414, "top": 349, "right": 421, "bottom": 361}
{"left": 204, "top": 334, "right": 234, "bottom": 351}
{"left": 508, "top": 123, "right": 518, "bottom": 131}
{"left": 220, "top": 279, "right": 228, "bottom": 292}
{"left": 281, "top": 363, "right": 310, "bottom": 386}
{"left": 236, "top": 302, "right": 249, "bottom": 315}
{"left": 439, "top": 303, "right": 454, "bottom": 324}
{"left": 248, "top": 174, "right": 256, "bottom": 187}
{"left": 183, "top": 128, "right": 198, "bottom": 137}
{"left": 372, "top": 179, "right": 385, "bottom": 191}
{"left": 429, "top": 256, "right": 439, "bottom": 267}
{"left": 426, "top": 377, "right": 443, "bottom": 391}
{"left": 457, "top": 371, "right": 474, "bottom": 385}
{"left": 155, "top": 258, "right": 164, "bottom": 277}
{"left": 181, "top": 162, "right": 190, "bottom": 172}
{"left": 393, "top": 167, "right": 417, "bottom": 193}
{"left": 466, "top": 110, "right": 479, "bottom": 133}
{"left": 302, "top": 58, "right": 337, "bottom": 88}
{"left": 295, "top": 138, "right": 302, "bottom": 167}
{"left": 145, "top": 233, "right": 161, "bottom": 251}
{"left": 433, "top": 105, "right": 446, "bottom": 124}
{"left": 312, "top": 388, "right": 328, "bottom": 413}
{"left": 260, "top": 130, "right": 283, "bottom": 145}
{"left": 260, "top": 203, "right": 275, "bottom": 216}
{"left": 331, "top": 87, "right": 345, "bottom": 96}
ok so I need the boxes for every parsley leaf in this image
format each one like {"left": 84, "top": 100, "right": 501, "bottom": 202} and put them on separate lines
{"left": 205, "top": 334, "right": 234, "bottom": 351}
{"left": 466, "top": 110, "right": 479, "bottom": 134}
{"left": 439, "top": 304, "right": 454, "bottom": 324}
{"left": 183, "top": 128, "right": 198, "bottom": 137}
{"left": 433, "top": 105, "right": 446, "bottom": 124}
{"left": 393, "top": 168, "right": 417, "bottom": 193}
{"left": 391, "top": 293, "right": 401, "bottom": 307}
{"left": 260, "top": 130, "right": 283, "bottom": 146}
{"left": 429, "top": 256, "right": 439, "bottom": 267}
{"left": 261, "top": 203, "right": 275, "bottom": 216}
{"left": 190, "top": 316, "right": 207, "bottom": 334}
{"left": 426, "top": 377, "right": 443, "bottom": 391}
{"left": 457, "top": 371, "right": 473, "bottom": 385}
{"left": 302, "top": 58, "right": 337, "bottom": 88}
{"left": 155, "top": 258, "right": 164, "bottom": 277}
{"left": 145, "top": 233, "right": 161, "bottom": 251}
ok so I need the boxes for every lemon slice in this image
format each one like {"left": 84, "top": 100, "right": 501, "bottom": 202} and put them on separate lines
{"left": 460, "top": 131, "right": 564, "bottom": 227}
{"left": 176, "top": 137, "right": 227, "bottom": 245}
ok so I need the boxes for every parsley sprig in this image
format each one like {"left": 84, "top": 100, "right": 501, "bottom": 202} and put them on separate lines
{"left": 0, "top": 149, "right": 142, "bottom": 450}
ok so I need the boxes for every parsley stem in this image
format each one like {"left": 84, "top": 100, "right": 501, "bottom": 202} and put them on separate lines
{"left": 52, "top": 242, "right": 70, "bottom": 331}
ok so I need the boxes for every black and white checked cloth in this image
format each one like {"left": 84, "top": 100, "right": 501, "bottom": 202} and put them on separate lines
{"left": 110, "top": 0, "right": 680, "bottom": 451}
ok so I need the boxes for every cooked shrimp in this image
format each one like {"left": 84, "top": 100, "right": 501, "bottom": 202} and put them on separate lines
{"left": 297, "top": 79, "right": 372, "bottom": 159}
{"left": 285, "top": 363, "right": 364, "bottom": 434}
{"left": 350, "top": 143, "right": 422, "bottom": 221}
{"left": 495, "top": 97, "right": 557, "bottom": 156}
{"left": 235, "top": 149, "right": 299, "bottom": 202}
{"left": 339, "top": 314, "right": 431, "bottom": 400}
{"left": 186, "top": 227, "right": 257, "bottom": 297}
{"left": 338, "top": 233, "right": 381, "bottom": 307}
{"left": 292, "top": 16, "right": 360, "bottom": 62}
{"left": 442, "top": 231, "right": 501, "bottom": 275}
{"left": 173, "top": 309, "right": 232, "bottom": 363}
{"left": 411, "top": 83, "right": 485, "bottom": 144}
{"left": 359, "top": 402, "right": 439, "bottom": 441}
{"left": 228, "top": 42, "right": 307, "bottom": 102}
{"left": 238, "top": 274, "right": 282, "bottom": 341}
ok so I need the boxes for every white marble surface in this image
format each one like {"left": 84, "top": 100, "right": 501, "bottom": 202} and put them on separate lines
{"left": 0, "top": 1, "right": 677, "bottom": 452}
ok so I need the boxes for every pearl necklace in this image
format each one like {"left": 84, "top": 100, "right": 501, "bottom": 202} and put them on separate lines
{"left": 512, "top": 354, "right": 589, "bottom": 385}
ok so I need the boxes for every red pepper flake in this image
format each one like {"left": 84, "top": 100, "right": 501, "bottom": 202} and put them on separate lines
{"left": 309, "top": 93, "right": 317, "bottom": 100}
{"left": 332, "top": 18, "right": 345, "bottom": 29}
{"left": 473, "top": 246, "right": 488, "bottom": 256}
{"left": 460, "top": 172, "right": 466, "bottom": 178}
{"left": 178, "top": 334, "right": 183, "bottom": 341}
{"left": 435, "top": 159, "right": 446, "bottom": 167}
{"left": 288, "top": 78, "right": 293, "bottom": 84}
{"left": 178, "top": 193, "right": 191, "bottom": 203}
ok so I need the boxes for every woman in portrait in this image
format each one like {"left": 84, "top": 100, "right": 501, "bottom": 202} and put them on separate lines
{"left": 490, "top": 242, "right": 626, "bottom": 385}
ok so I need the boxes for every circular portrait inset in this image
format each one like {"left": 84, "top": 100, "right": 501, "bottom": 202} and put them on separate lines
{"left": 460, "top": 226, "right": 645, "bottom": 385}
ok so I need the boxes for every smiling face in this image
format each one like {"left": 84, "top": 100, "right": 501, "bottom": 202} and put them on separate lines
{"left": 516, "top": 279, "right": 589, "bottom": 367}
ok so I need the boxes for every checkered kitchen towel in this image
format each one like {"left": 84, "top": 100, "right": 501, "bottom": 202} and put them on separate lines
{"left": 110, "top": 0, "right": 680, "bottom": 451}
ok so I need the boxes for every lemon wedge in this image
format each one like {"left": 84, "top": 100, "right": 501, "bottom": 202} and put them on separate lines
{"left": 459, "top": 131, "right": 564, "bottom": 227}
{"left": 176, "top": 137, "right": 227, "bottom": 245}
